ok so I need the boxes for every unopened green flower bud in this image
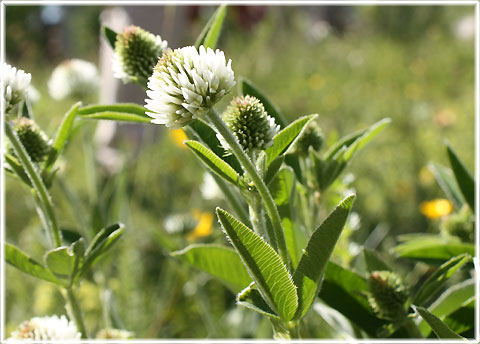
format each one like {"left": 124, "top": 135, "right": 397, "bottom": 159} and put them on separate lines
{"left": 221, "top": 95, "right": 279, "bottom": 153}
{"left": 13, "top": 118, "right": 51, "bottom": 163}
{"left": 290, "top": 118, "right": 323, "bottom": 156}
{"left": 113, "top": 25, "right": 168, "bottom": 83}
{"left": 368, "top": 270, "right": 408, "bottom": 320}
{"left": 441, "top": 205, "right": 474, "bottom": 242}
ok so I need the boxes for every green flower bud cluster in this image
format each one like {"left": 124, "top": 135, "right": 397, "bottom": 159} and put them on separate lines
{"left": 367, "top": 270, "right": 408, "bottom": 320}
{"left": 222, "top": 95, "right": 279, "bottom": 153}
{"left": 290, "top": 118, "right": 323, "bottom": 156}
{"left": 13, "top": 118, "right": 51, "bottom": 163}
{"left": 441, "top": 206, "right": 474, "bottom": 243}
{"left": 114, "top": 25, "right": 168, "bottom": 83}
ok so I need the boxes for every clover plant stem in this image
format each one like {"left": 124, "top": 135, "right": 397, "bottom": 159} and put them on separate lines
{"left": 66, "top": 288, "right": 87, "bottom": 339}
{"left": 5, "top": 121, "right": 62, "bottom": 247}
{"left": 404, "top": 317, "right": 423, "bottom": 338}
{"left": 208, "top": 109, "right": 289, "bottom": 266}
{"left": 248, "top": 195, "right": 271, "bottom": 242}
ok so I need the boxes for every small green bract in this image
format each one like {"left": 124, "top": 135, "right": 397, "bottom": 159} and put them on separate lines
{"left": 367, "top": 270, "right": 409, "bottom": 320}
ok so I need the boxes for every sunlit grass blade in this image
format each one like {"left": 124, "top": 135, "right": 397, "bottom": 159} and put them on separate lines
{"left": 428, "top": 162, "right": 465, "bottom": 208}
{"left": 343, "top": 118, "right": 391, "bottom": 161}
{"left": 77, "top": 104, "right": 151, "bottom": 123}
{"left": 240, "top": 78, "right": 288, "bottom": 128}
{"left": 293, "top": 194, "right": 355, "bottom": 319}
{"left": 414, "top": 306, "right": 465, "bottom": 339}
{"left": 195, "top": 5, "right": 227, "bottom": 49}
{"left": 6, "top": 243, "right": 65, "bottom": 286}
{"left": 413, "top": 253, "right": 470, "bottom": 306}
{"left": 446, "top": 142, "right": 475, "bottom": 211}
{"left": 265, "top": 114, "right": 317, "bottom": 166}
{"left": 217, "top": 208, "right": 298, "bottom": 321}
{"left": 185, "top": 140, "right": 243, "bottom": 187}
{"left": 171, "top": 244, "right": 252, "bottom": 293}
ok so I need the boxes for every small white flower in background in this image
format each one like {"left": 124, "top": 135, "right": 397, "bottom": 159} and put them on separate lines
{"left": 454, "top": 15, "right": 475, "bottom": 41}
{"left": 7, "top": 315, "right": 81, "bottom": 341}
{"left": 96, "top": 327, "right": 134, "bottom": 339}
{"left": 145, "top": 45, "right": 235, "bottom": 128}
{"left": 2, "top": 63, "right": 31, "bottom": 114}
{"left": 26, "top": 85, "right": 40, "bottom": 105}
{"left": 48, "top": 59, "right": 99, "bottom": 100}
{"left": 200, "top": 173, "right": 223, "bottom": 200}
{"left": 113, "top": 25, "right": 168, "bottom": 83}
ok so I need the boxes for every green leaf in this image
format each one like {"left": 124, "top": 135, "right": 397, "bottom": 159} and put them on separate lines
{"left": 418, "top": 279, "right": 474, "bottom": 336}
{"left": 265, "top": 115, "right": 317, "bottom": 166}
{"left": 446, "top": 143, "right": 475, "bottom": 211}
{"left": 394, "top": 234, "right": 474, "bottom": 265}
{"left": 363, "top": 249, "right": 392, "bottom": 273}
{"left": 319, "top": 262, "right": 386, "bottom": 337}
{"left": 5, "top": 153, "right": 32, "bottom": 187}
{"left": 45, "top": 246, "right": 75, "bottom": 278}
{"left": 216, "top": 208, "right": 298, "bottom": 321}
{"left": 45, "top": 102, "right": 81, "bottom": 170}
{"left": 293, "top": 194, "right": 355, "bottom": 319}
{"left": 240, "top": 78, "right": 288, "bottom": 128}
{"left": 237, "top": 283, "right": 280, "bottom": 319}
{"left": 102, "top": 25, "right": 118, "bottom": 49}
{"left": 343, "top": 118, "right": 391, "bottom": 161}
{"left": 77, "top": 103, "right": 151, "bottom": 123}
{"left": 414, "top": 306, "right": 465, "bottom": 339}
{"left": 171, "top": 244, "right": 252, "bottom": 293}
{"left": 185, "top": 120, "right": 243, "bottom": 174}
{"left": 79, "top": 223, "right": 124, "bottom": 277}
{"left": 413, "top": 253, "right": 471, "bottom": 306}
{"left": 428, "top": 162, "right": 465, "bottom": 208}
{"left": 185, "top": 140, "right": 243, "bottom": 187}
{"left": 264, "top": 155, "right": 284, "bottom": 186}
{"left": 6, "top": 243, "right": 65, "bottom": 286}
{"left": 443, "top": 300, "right": 475, "bottom": 336}
{"left": 195, "top": 5, "right": 227, "bottom": 49}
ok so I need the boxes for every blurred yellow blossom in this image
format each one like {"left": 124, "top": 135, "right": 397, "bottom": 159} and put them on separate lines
{"left": 186, "top": 210, "right": 214, "bottom": 240}
{"left": 420, "top": 199, "right": 453, "bottom": 219}
{"left": 169, "top": 129, "right": 188, "bottom": 149}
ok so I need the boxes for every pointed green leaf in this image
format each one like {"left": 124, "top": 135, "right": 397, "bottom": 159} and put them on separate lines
{"left": 418, "top": 279, "right": 475, "bottom": 336}
{"left": 264, "top": 155, "right": 284, "bottom": 186}
{"left": 237, "top": 283, "right": 280, "bottom": 319}
{"left": 443, "top": 300, "right": 475, "bottom": 336}
{"left": 185, "top": 119, "right": 243, "bottom": 174}
{"left": 79, "top": 223, "right": 124, "bottom": 277}
{"left": 6, "top": 243, "right": 65, "bottom": 286}
{"left": 446, "top": 143, "right": 475, "bottom": 211}
{"left": 195, "top": 5, "right": 227, "bottom": 49}
{"left": 216, "top": 208, "right": 298, "bottom": 321}
{"left": 343, "top": 118, "right": 391, "bottom": 161}
{"left": 293, "top": 194, "right": 355, "bottom": 319}
{"left": 413, "top": 253, "right": 471, "bottom": 306}
{"left": 240, "top": 78, "right": 288, "bottom": 128}
{"left": 265, "top": 115, "right": 317, "bottom": 165}
{"left": 102, "top": 25, "right": 117, "bottom": 49}
{"left": 77, "top": 103, "right": 151, "bottom": 123}
{"left": 45, "top": 102, "right": 81, "bottom": 170}
{"left": 428, "top": 162, "right": 465, "bottom": 208}
{"left": 185, "top": 140, "right": 242, "bottom": 187}
{"left": 319, "top": 262, "right": 386, "bottom": 336}
{"left": 363, "top": 249, "right": 392, "bottom": 273}
{"left": 414, "top": 306, "right": 465, "bottom": 339}
{"left": 45, "top": 246, "right": 75, "bottom": 278}
{"left": 171, "top": 244, "right": 252, "bottom": 293}
{"left": 5, "top": 153, "right": 32, "bottom": 187}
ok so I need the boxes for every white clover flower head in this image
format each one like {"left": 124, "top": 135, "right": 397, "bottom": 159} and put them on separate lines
{"left": 2, "top": 63, "right": 31, "bottom": 114}
{"left": 145, "top": 45, "right": 235, "bottom": 129}
{"left": 48, "top": 59, "right": 99, "bottom": 100}
{"left": 218, "top": 95, "right": 279, "bottom": 153}
{"left": 7, "top": 315, "right": 81, "bottom": 341}
{"left": 113, "top": 25, "right": 168, "bottom": 83}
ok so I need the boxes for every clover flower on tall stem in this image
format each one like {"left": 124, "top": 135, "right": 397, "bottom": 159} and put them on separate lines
{"left": 2, "top": 63, "right": 31, "bottom": 115}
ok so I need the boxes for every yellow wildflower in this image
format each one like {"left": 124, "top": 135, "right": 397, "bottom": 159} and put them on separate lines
{"left": 169, "top": 128, "right": 188, "bottom": 149}
{"left": 186, "top": 210, "right": 214, "bottom": 240}
{"left": 420, "top": 199, "right": 453, "bottom": 219}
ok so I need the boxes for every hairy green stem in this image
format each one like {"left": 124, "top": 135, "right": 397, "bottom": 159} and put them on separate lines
{"left": 248, "top": 195, "right": 271, "bottom": 242}
{"left": 65, "top": 288, "right": 87, "bottom": 339}
{"left": 208, "top": 109, "right": 289, "bottom": 265}
{"left": 5, "top": 121, "right": 62, "bottom": 247}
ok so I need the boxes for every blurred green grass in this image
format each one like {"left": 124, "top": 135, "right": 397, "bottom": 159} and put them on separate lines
{"left": 5, "top": 5, "right": 475, "bottom": 338}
